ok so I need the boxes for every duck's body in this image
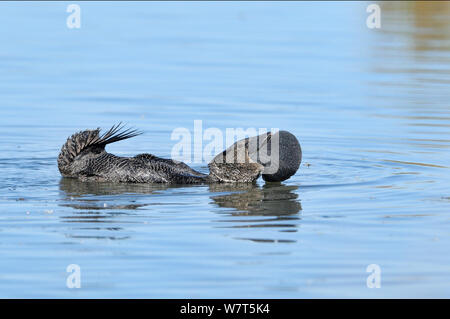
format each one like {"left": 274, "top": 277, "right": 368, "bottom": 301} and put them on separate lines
{"left": 58, "top": 124, "right": 301, "bottom": 184}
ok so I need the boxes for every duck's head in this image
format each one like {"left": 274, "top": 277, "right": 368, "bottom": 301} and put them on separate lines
{"left": 208, "top": 130, "right": 301, "bottom": 183}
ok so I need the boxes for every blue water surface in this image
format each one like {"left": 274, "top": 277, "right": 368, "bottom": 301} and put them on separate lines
{"left": 0, "top": 1, "right": 449, "bottom": 298}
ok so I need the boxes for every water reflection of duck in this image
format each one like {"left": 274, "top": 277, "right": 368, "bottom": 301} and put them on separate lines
{"left": 58, "top": 177, "right": 173, "bottom": 210}
{"left": 59, "top": 176, "right": 176, "bottom": 198}
{"left": 57, "top": 124, "right": 301, "bottom": 184}
{"left": 210, "top": 183, "right": 301, "bottom": 243}
{"left": 58, "top": 178, "right": 302, "bottom": 243}
{"left": 59, "top": 178, "right": 301, "bottom": 216}
{"left": 209, "top": 183, "right": 301, "bottom": 216}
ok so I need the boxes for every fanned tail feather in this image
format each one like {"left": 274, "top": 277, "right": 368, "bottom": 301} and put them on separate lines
{"left": 58, "top": 123, "right": 142, "bottom": 176}
{"left": 92, "top": 122, "right": 143, "bottom": 147}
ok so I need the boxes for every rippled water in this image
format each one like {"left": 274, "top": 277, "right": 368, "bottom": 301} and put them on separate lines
{"left": 1, "top": 2, "right": 449, "bottom": 298}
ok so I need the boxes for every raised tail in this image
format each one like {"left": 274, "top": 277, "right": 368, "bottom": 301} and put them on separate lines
{"left": 57, "top": 123, "right": 142, "bottom": 177}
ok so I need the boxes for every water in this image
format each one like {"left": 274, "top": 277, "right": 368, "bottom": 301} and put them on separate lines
{"left": 0, "top": 1, "right": 449, "bottom": 298}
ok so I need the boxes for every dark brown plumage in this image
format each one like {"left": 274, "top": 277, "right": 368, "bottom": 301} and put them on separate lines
{"left": 57, "top": 124, "right": 301, "bottom": 184}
